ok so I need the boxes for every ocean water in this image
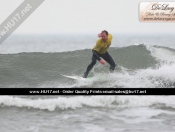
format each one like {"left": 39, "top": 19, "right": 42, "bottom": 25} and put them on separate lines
{"left": 0, "top": 33, "right": 175, "bottom": 132}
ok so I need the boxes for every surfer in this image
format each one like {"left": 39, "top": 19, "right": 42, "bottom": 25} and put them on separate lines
{"left": 82, "top": 30, "right": 116, "bottom": 78}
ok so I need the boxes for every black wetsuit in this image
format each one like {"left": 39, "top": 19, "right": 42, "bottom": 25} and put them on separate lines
{"left": 84, "top": 50, "right": 116, "bottom": 77}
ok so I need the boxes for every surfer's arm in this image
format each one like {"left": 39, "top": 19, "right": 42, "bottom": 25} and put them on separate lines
{"left": 92, "top": 40, "right": 102, "bottom": 61}
{"left": 92, "top": 50, "right": 101, "bottom": 61}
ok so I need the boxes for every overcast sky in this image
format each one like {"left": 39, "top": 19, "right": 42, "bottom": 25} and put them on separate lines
{"left": 0, "top": 0, "right": 175, "bottom": 34}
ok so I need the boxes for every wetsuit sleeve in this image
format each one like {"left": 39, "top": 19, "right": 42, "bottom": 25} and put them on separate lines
{"left": 92, "top": 50, "right": 101, "bottom": 61}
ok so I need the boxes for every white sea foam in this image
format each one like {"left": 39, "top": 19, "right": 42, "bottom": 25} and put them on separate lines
{"left": 146, "top": 45, "right": 175, "bottom": 64}
{"left": 63, "top": 62, "right": 175, "bottom": 88}
{"left": 0, "top": 96, "right": 175, "bottom": 111}
{"left": 109, "top": 63, "right": 175, "bottom": 88}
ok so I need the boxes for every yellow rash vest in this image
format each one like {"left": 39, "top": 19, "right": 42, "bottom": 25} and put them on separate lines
{"left": 92, "top": 34, "right": 113, "bottom": 54}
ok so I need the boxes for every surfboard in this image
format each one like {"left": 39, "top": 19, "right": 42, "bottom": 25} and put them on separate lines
{"left": 61, "top": 74, "right": 107, "bottom": 82}
{"left": 60, "top": 74, "right": 87, "bottom": 80}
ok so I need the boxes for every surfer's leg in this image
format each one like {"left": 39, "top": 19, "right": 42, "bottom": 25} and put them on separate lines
{"left": 83, "top": 55, "right": 97, "bottom": 78}
{"left": 102, "top": 51, "right": 116, "bottom": 73}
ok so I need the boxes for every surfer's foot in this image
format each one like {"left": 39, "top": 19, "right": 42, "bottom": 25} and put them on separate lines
{"left": 82, "top": 73, "right": 88, "bottom": 78}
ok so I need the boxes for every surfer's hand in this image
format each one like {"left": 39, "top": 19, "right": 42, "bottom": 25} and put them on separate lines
{"left": 98, "top": 33, "right": 101, "bottom": 38}
{"left": 100, "top": 59, "right": 106, "bottom": 65}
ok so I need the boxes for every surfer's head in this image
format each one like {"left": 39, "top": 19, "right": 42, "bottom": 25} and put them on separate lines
{"left": 101, "top": 30, "right": 108, "bottom": 42}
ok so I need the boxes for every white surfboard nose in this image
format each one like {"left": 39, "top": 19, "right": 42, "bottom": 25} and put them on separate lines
{"left": 60, "top": 74, "right": 87, "bottom": 80}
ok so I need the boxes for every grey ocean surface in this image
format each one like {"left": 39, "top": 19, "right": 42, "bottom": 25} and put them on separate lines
{"left": 0, "top": 33, "right": 175, "bottom": 132}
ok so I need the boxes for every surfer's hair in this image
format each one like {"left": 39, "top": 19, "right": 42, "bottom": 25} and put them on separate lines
{"left": 101, "top": 30, "right": 108, "bottom": 35}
